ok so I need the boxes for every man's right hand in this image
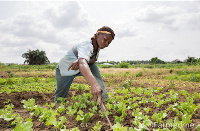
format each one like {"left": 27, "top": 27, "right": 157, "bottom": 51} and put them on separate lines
{"left": 78, "top": 58, "right": 102, "bottom": 106}
{"left": 67, "top": 60, "right": 79, "bottom": 71}
{"left": 91, "top": 84, "right": 102, "bottom": 106}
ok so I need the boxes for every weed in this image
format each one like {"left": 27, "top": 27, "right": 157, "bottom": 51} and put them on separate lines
{"left": 135, "top": 71, "right": 143, "bottom": 77}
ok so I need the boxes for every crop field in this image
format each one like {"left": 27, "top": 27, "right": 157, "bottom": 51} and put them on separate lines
{"left": 0, "top": 64, "right": 200, "bottom": 131}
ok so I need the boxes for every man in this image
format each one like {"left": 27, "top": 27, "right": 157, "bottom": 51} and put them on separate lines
{"left": 54, "top": 26, "right": 115, "bottom": 106}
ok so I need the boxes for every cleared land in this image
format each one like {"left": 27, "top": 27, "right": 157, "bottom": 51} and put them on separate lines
{"left": 0, "top": 65, "right": 200, "bottom": 131}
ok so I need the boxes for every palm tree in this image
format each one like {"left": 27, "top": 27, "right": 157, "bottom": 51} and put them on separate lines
{"left": 22, "top": 49, "right": 50, "bottom": 65}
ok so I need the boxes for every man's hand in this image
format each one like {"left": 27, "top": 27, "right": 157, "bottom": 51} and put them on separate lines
{"left": 78, "top": 58, "right": 102, "bottom": 105}
{"left": 91, "top": 84, "right": 102, "bottom": 106}
{"left": 67, "top": 60, "right": 79, "bottom": 71}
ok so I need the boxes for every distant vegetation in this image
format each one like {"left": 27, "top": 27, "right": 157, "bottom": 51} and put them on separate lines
{"left": 22, "top": 49, "right": 50, "bottom": 65}
{"left": 97, "top": 56, "right": 200, "bottom": 68}
{"left": 0, "top": 56, "right": 199, "bottom": 70}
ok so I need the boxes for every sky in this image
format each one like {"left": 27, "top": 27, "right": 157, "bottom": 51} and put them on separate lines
{"left": 0, "top": 1, "right": 200, "bottom": 64}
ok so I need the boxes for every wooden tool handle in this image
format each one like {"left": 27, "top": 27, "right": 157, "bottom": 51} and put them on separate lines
{"left": 101, "top": 102, "right": 112, "bottom": 129}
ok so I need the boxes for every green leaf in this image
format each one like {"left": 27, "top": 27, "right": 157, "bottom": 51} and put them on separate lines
{"left": 144, "top": 119, "right": 152, "bottom": 127}
{"left": 92, "top": 121, "right": 102, "bottom": 131}
{"left": 46, "top": 116, "right": 57, "bottom": 126}
{"left": 76, "top": 115, "right": 82, "bottom": 121}
{"left": 13, "top": 118, "right": 33, "bottom": 131}
{"left": 166, "top": 119, "right": 173, "bottom": 125}
{"left": 60, "top": 116, "right": 67, "bottom": 123}
{"left": 196, "top": 124, "right": 200, "bottom": 131}
{"left": 112, "top": 122, "right": 128, "bottom": 131}
{"left": 182, "top": 114, "right": 192, "bottom": 124}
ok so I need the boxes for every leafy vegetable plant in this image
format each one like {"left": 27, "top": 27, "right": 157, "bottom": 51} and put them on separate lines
{"left": 92, "top": 121, "right": 102, "bottom": 131}
{"left": 152, "top": 111, "right": 167, "bottom": 124}
{"left": 76, "top": 110, "right": 94, "bottom": 127}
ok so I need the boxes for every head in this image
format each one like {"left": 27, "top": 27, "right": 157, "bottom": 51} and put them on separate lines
{"left": 93, "top": 26, "right": 115, "bottom": 49}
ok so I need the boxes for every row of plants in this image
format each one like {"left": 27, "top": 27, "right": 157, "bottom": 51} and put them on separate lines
{"left": 0, "top": 76, "right": 90, "bottom": 94}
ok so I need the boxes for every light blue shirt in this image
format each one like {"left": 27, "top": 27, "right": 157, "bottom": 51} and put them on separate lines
{"left": 59, "top": 40, "right": 99, "bottom": 76}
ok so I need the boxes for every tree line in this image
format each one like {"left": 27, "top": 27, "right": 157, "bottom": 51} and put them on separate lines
{"left": 97, "top": 57, "right": 200, "bottom": 65}
{"left": 21, "top": 49, "right": 200, "bottom": 65}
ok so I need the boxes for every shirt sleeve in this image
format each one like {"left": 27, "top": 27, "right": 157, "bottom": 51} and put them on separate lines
{"left": 77, "top": 42, "right": 94, "bottom": 62}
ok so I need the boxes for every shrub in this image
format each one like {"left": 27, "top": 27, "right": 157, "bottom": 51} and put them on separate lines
{"left": 135, "top": 71, "right": 143, "bottom": 77}
{"left": 118, "top": 62, "right": 130, "bottom": 68}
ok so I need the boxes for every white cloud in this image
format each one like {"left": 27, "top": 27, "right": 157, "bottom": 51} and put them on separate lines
{"left": 44, "top": 2, "right": 90, "bottom": 29}
{"left": 134, "top": 4, "right": 200, "bottom": 31}
{"left": 135, "top": 5, "right": 184, "bottom": 30}
{"left": 0, "top": 1, "right": 200, "bottom": 64}
{"left": 0, "top": 1, "right": 93, "bottom": 63}
{"left": 187, "top": 13, "right": 200, "bottom": 30}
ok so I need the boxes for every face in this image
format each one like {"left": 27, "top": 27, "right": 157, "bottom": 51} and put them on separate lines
{"left": 96, "top": 33, "right": 113, "bottom": 49}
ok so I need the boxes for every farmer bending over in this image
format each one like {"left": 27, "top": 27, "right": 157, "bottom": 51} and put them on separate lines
{"left": 54, "top": 26, "right": 115, "bottom": 106}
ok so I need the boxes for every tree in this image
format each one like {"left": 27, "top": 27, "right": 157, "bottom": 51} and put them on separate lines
{"left": 149, "top": 57, "right": 165, "bottom": 64}
{"left": 185, "top": 56, "right": 197, "bottom": 65}
{"left": 22, "top": 49, "right": 50, "bottom": 65}
{"left": 172, "top": 59, "right": 182, "bottom": 64}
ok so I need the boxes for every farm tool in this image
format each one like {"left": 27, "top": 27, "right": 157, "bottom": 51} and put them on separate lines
{"left": 101, "top": 102, "right": 113, "bottom": 130}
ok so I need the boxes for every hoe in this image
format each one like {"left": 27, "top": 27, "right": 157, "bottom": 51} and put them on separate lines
{"left": 101, "top": 102, "right": 113, "bottom": 130}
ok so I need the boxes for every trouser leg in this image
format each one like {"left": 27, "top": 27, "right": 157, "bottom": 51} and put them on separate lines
{"left": 89, "top": 64, "right": 109, "bottom": 102}
{"left": 54, "top": 68, "right": 75, "bottom": 103}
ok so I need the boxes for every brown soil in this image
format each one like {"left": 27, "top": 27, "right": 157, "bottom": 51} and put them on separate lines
{"left": 0, "top": 71, "right": 8, "bottom": 78}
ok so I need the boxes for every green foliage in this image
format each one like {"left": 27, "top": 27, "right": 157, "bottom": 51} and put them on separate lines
{"left": 46, "top": 116, "right": 67, "bottom": 129}
{"left": 114, "top": 115, "right": 124, "bottom": 123}
{"left": 165, "top": 71, "right": 200, "bottom": 82}
{"left": 89, "top": 105, "right": 98, "bottom": 114}
{"left": 66, "top": 106, "right": 77, "bottom": 117}
{"left": 39, "top": 108, "right": 59, "bottom": 123}
{"left": 99, "top": 110, "right": 112, "bottom": 117}
{"left": 113, "top": 102, "right": 127, "bottom": 114}
{"left": 167, "top": 90, "right": 179, "bottom": 102}
{"left": 0, "top": 77, "right": 56, "bottom": 94}
{"left": 135, "top": 71, "right": 143, "bottom": 77}
{"left": 76, "top": 110, "right": 94, "bottom": 126}
{"left": 0, "top": 104, "right": 16, "bottom": 121}
{"left": 13, "top": 118, "right": 33, "bottom": 131}
{"left": 152, "top": 111, "right": 167, "bottom": 124}
{"left": 185, "top": 56, "right": 198, "bottom": 65}
{"left": 118, "top": 62, "right": 130, "bottom": 68}
{"left": 22, "top": 49, "right": 50, "bottom": 65}
{"left": 33, "top": 105, "right": 43, "bottom": 117}
{"left": 144, "top": 107, "right": 151, "bottom": 113}
{"left": 57, "top": 103, "right": 66, "bottom": 114}
{"left": 92, "top": 121, "right": 102, "bottom": 131}
{"left": 57, "top": 97, "right": 67, "bottom": 103}
{"left": 149, "top": 57, "right": 165, "bottom": 64}
{"left": 177, "top": 102, "right": 199, "bottom": 115}
{"left": 112, "top": 122, "right": 128, "bottom": 131}
{"left": 197, "top": 124, "right": 200, "bottom": 131}
{"left": 21, "top": 98, "right": 35, "bottom": 111}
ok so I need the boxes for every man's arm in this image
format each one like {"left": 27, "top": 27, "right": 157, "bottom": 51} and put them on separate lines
{"left": 88, "top": 58, "right": 97, "bottom": 65}
{"left": 78, "top": 58, "right": 102, "bottom": 105}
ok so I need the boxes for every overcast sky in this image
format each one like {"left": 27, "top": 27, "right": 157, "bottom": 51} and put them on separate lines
{"left": 0, "top": 1, "right": 200, "bottom": 64}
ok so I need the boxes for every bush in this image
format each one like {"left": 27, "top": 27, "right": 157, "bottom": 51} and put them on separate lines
{"left": 118, "top": 62, "right": 130, "bottom": 68}
{"left": 149, "top": 57, "right": 165, "bottom": 64}
{"left": 135, "top": 71, "right": 143, "bottom": 77}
